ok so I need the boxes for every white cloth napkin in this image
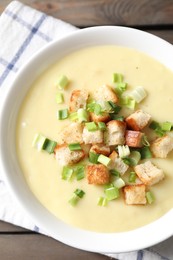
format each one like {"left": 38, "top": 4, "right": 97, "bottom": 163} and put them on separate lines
{"left": 0, "top": 1, "right": 173, "bottom": 259}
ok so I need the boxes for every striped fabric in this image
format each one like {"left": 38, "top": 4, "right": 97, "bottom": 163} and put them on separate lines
{"left": 0, "top": 1, "right": 173, "bottom": 259}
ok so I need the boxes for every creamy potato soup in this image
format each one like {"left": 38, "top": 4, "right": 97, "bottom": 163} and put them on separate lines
{"left": 16, "top": 46, "right": 173, "bottom": 232}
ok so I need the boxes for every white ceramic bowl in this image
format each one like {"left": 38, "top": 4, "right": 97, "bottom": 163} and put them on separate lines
{"left": 1, "top": 26, "right": 173, "bottom": 253}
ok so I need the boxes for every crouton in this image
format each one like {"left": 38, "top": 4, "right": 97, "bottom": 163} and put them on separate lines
{"left": 93, "top": 84, "right": 118, "bottom": 103}
{"left": 87, "top": 164, "right": 110, "bottom": 184}
{"left": 90, "top": 144, "right": 111, "bottom": 156}
{"left": 104, "top": 120, "right": 126, "bottom": 146}
{"left": 125, "top": 130, "right": 144, "bottom": 148}
{"left": 125, "top": 110, "right": 151, "bottom": 131}
{"left": 134, "top": 161, "right": 164, "bottom": 186}
{"left": 150, "top": 135, "right": 173, "bottom": 158}
{"left": 82, "top": 126, "right": 103, "bottom": 144}
{"left": 123, "top": 184, "right": 147, "bottom": 205}
{"left": 54, "top": 144, "right": 85, "bottom": 165}
{"left": 109, "top": 150, "right": 118, "bottom": 160}
{"left": 57, "top": 122, "right": 83, "bottom": 144}
{"left": 90, "top": 112, "right": 110, "bottom": 123}
{"left": 109, "top": 157, "right": 129, "bottom": 175}
{"left": 69, "top": 89, "right": 88, "bottom": 112}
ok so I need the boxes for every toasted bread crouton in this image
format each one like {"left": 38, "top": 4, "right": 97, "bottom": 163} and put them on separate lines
{"left": 90, "top": 112, "right": 110, "bottom": 123}
{"left": 125, "top": 130, "right": 144, "bottom": 148}
{"left": 104, "top": 120, "right": 126, "bottom": 146}
{"left": 109, "top": 157, "right": 129, "bottom": 175}
{"left": 58, "top": 122, "right": 83, "bottom": 144}
{"left": 134, "top": 161, "right": 164, "bottom": 186}
{"left": 150, "top": 135, "right": 173, "bottom": 158}
{"left": 93, "top": 84, "right": 118, "bottom": 103}
{"left": 54, "top": 144, "right": 85, "bottom": 165}
{"left": 109, "top": 150, "right": 118, "bottom": 160}
{"left": 82, "top": 126, "right": 103, "bottom": 144}
{"left": 125, "top": 110, "right": 151, "bottom": 131}
{"left": 90, "top": 144, "right": 111, "bottom": 156}
{"left": 87, "top": 164, "right": 110, "bottom": 184}
{"left": 123, "top": 184, "right": 146, "bottom": 205}
{"left": 69, "top": 89, "right": 88, "bottom": 112}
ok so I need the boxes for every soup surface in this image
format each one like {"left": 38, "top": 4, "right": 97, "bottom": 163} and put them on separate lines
{"left": 16, "top": 45, "right": 173, "bottom": 232}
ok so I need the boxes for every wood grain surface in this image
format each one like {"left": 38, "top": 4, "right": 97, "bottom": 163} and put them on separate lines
{"left": 0, "top": 0, "right": 173, "bottom": 259}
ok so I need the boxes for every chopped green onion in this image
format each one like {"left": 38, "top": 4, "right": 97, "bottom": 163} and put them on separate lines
{"left": 118, "top": 145, "right": 130, "bottom": 158}
{"left": 74, "top": 188, "right": 85, "bottom": 198}
{"left": 32, "top": 134, "right": 47, "bottom": 151}
{"left": 142, "top": 135, "right": 150, "bottom": 146}
{"left": 129, "top": 86, "right": 147, "bottom": 103}
{"left": 97, "top": 197, "right": 108, "bottom": 206}
{"left": 57, "top": 109, "right": 69, "bottom": 120}
{"left": 85, "top": 122, "right": 98, "bottom": 131}
{"left": 94, "top": 103, "right": 102, "bottom": 115}
{"left": 97, "top": 100, "right": 112, "bottom": 113}
{"left": 129, "top": 172, "right": 136, "bottom": 183}
{"left": 87, "top": 101, "right": 96, "bottom": 113}
{"left": 109, "top": 114, "right": 124, "bottom": 121}
{"left": 77, "top": 108, "right": 88, "bottom": 122}
{"left": 56, "top": 92, "right": 64, "bottom": 104}
{"left": 114, "top": 177, "right": 125, "bottom": 188}
{"left": 62, "top": 166, "right": 74, "bottom": 181}
{"left": 121, "top": 96, "right": 136, "bottom": 110}
{"left": 89, "top": 152, "right": 99, "bottom": 164}
{"left": 68, "top": 143, "right": 82, "bottom": 151}
{"left": 98, "top": 122, "right": 106, "bottom": 131}
{"left": 161, "top": 121, "right": 172, "bottom": 131}
{"left": 57, "top": 75, "right": 69, "bottom": 89}
{"left": 108, "top": 101, "right": 121, "bottom": 114}
{"left": 110, "top": 169, "right": 120, "bottom": 177}
{"left": 68, "top": 189, "right": 85, "bottom": 206}
{"left": 105, "top": 186, "right": 119, "bottom": 200}
{"left": 68, "top": 194, "right": 79, "bottom": 206}
{"left": 75, "top": 166, "right": 85, "bottom": 181}
{"left": 140, "top": 147, "right": 152, "bottom": 159}
{"left": 112, "top": 73, "right": 123, "bottom": 83}
{"left": 115, "top": 82, "right": 127, "bottom": 95}
{"left": 123, "top": 151, "right": 141, "bottom": 166}
{"left": 146, "top": 191, "right": 155, "bottom": 204}
{"left": 43, "top": 139, "right": 57, "bottom": 154}
{"left": 98, "top": 154, "right": 111, "bottom": 167}
{"left": 69, "top": 112, "right": 78, "bottom": 121}
{"left": 149, "top": 121, "right": 160, "bottom": 130}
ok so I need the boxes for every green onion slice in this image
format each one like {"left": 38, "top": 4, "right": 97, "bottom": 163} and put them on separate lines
{"left": 74, "top": 188, "right": 85, "bottom": 198}
{"left": 68, "top": 143, "right": 82, "bottom": 151}
{"left": 69, "top": 112, "right": 78, "bottom": 121}
{"left": 62, "top": 166, "right": 74, "bottom": 181}
{"left": 110, "top": 169, "right": 120, "bottom": 177}
{"left": 146, "top": 191, "right": 155, "bottom": 204}
{"left": 98, "top": 122, "right": 106, "bottom": 131}
{"left": 75, "top": 166, "right": 85, "bottom": 181}
{"left": 161, "top": 121, "right": 172, "bottom": 131}
{"left": 140, "top": 147, "right": 152, "bottom": 159}
{"left": 105, "top": 186, "right": 119, "bottom": 200}
{"left": 97, "top": 197, "right": 108, "bottom": 206}
{"left": 56, "top": 92, "right": 64, "bottom": 104}
{"left": 77, "top": 108, "right": 88, "bottom": 122}
{"left": 43, "top": 139, "right": 57, "bottom": 154}
{"left": 142, "top": 135, "right": 150, "bottom": 147}
{"left": 32, "top": 134, "right": 47, "bottom": 151}
{"left": 128, "top": 172, "right": 136, "bottom": 183}
{"left": 57, "top": 109, "right": 69, "bottom": 120}
{"left": 57, "top": 75, "right": 69, "bottom": 89}
{"left": 89, "top": 152, "right": 99, "bottom": 164}
{"left": 121, "top": 96, "right": 136, "bottom": 110}
{"left": 118, "top": 145, "right": 130, "bottom": 158}
{"left": 123, "top": 151, "right": 141, "bottom": 166}
{"left": 108, "top": 101, "right": 121, "bottom": 114}
{"left": 114, "top": 177, "right": 125, "bottom": 189}
{"left": 97, "top": 154, "right": 111, "bottom": 167}
{"left": 112, "top": 73, "right": 124, "bottom": 83}
{"left": 129, "top": 86, "right": 147, "bottom": 103}
{"left": 68, "top": 189, "right": 85, "bottom": 206}
{"left": 85, "top": 122, "right": 98, "bottom": 131}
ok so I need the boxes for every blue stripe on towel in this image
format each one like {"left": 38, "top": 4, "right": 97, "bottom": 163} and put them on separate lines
{"left": 4, "top": 9, "right": 52, "bottom": 42}
{"left": 0, "top": 14, "right": 46, "bottom": 86}
{"left": 0, "top": 57, "right": 18, "bottom": 72}
{"left": 137, "top": 250, "right": 143, "bottom": 260}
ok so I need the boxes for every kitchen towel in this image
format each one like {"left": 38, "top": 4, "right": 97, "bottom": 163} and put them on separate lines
{"left": 0, "top": 1, "right": 173, "bottom": 259}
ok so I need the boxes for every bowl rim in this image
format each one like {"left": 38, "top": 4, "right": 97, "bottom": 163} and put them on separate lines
{"left": 1, "top": 25, "right": 173, "bottom": 253}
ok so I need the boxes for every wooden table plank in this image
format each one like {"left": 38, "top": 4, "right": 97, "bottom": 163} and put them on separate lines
{"left": 0, "top": 221, "right": 30, "bottom": 232}
{"left": 1, "top": 0, "right": 173, "bottom": 27}
{"left": 0, "top": 233, "right": 111, "bottom": 260}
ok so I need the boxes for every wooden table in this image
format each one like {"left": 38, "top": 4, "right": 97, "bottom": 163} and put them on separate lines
{"left": 0, "top": 0, "right": 173, "bottom": 259}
